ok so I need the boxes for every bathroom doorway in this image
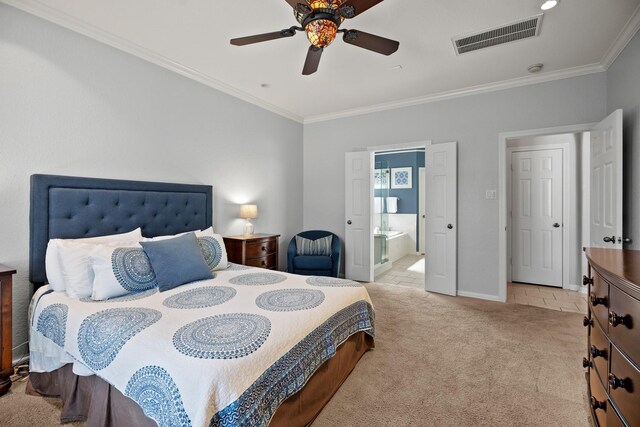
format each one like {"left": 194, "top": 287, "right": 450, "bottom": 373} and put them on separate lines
{"left": 372, "top": 148, "right": 426, "bottom": 289}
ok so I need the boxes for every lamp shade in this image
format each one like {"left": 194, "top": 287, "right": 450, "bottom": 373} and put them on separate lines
{"left": 240, "top": 204, "right": 258, "bottom": 219}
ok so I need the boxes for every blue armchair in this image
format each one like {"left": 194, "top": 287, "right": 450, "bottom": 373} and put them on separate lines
{"left": 287, "top": 230, "right": 341, "bottom": 277}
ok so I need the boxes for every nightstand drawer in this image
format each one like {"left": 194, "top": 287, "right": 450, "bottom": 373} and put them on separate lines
{"left": 244, "top": 254, "right": 277, "bottom": 270}
{"left": 245, "top": 240, "right": 277, "bottom": 258}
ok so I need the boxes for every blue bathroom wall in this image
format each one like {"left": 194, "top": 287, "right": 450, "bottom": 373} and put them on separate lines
{"left": 374, "top": 150, "right": 425, "bottom": 214}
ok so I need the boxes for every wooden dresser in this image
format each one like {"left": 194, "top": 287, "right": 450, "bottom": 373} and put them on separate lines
{"left": 584, "top": 248, "right": 640, "bottom": 427}
{"left": 223, "top": 234, "right": 280, "bottom": 270}
{"left": 0, "top": 264, "right": 16, "bottom": 396}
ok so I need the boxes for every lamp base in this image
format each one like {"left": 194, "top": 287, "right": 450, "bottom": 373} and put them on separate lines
{"left": 243, "top": 220, "right": 254, "bottom": 236}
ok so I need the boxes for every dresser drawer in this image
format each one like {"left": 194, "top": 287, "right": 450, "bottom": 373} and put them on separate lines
{"left": 245, "top": 239, "right": 277, "bottom": 259}
{"left": 589, "top": 370, "right": 609, "bottom": 427}
{"left": 591, "top": 273, "right": 610, "bottom": 332}
{"left": 610, "top": 346, "right": 640, "bottom": 427}
{"left": 609, "top": 285, "right": 640, "bottom": 361}
{"left": 607, "top": 408, "right": 626, "bottom": 427}
{"left": 591, "top": 321, "right": 610, "bottom": 388}
{"left": 244, "top": 254, "right": 277, "bottom": 270}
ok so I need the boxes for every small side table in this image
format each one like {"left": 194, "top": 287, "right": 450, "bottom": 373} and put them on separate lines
{"left": 224, "top": 234, "right": 280, "bottom": 270}
{"left": 0, "top": 264, "right": 16, "bottom": 396}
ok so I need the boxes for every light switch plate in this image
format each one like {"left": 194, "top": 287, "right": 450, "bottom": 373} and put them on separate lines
{"left": 485, "top": 190, "right": 497, "bottom": 200}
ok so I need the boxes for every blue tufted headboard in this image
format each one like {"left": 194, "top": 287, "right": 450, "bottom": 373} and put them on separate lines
{"left": 29, "top": 174, "right": 213, "bottom": 286}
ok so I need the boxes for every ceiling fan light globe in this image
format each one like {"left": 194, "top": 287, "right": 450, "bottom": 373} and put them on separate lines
{"left": 306, "top": 20, "right": 338, "bottom": 47}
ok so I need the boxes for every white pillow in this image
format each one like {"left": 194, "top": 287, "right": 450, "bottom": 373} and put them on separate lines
{"left": 141, "top": 229, "right": 201, "bottom": 242}
{"left": 90, "top": 244, "right": 157, "bottom": 301}
{"left": 45, "top": 228, "right": 143, "bottom": 292}
{"left": 195, "top": 227, "right": 228, "bottom": 271}
{"left": 59, "top": 240, "right": 139, "bottom": 299}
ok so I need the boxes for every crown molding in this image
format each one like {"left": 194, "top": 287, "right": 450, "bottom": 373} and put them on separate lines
{"left": 1, "top": 0, "right": 304, "bottom": 124}
{"left": 303, "top": 63, "right": 606, "bottom": 124}
{"left": 600, "top": 3, "right": 640, "bottom": 69}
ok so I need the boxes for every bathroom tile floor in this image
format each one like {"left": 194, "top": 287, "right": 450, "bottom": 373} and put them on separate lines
{"left": 375, "top": 254, "right": 425, "bottom": 290}
{"left": 507, "top": 282, "right": 587, "bottom": 314}
{"left": 375, "top": 255, "right": 587, "bottom": 314}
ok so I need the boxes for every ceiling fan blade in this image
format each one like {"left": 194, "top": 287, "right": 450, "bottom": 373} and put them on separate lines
{"left": 342, "top": 30, "right": 399, "bottom": 55}
{"left": 302, "top": 46, "right": 323, "bottom": 75}
{"left": 339, "top": 0, "right": 383, "bottom": 18}
{"left": 284, "top": 0, "right": 312, "bottom": 14}
{"left": 230, "top": 28, "right": 297, "bottom": 46}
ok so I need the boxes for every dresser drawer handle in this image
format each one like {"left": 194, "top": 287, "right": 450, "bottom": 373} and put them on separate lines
{"left": 583, "top": 275, "right": 593, "bottom": 286}
{"left": 590, "top": 293, "right": 607, "bottom": 307}
{"left": 608, "top": 311, "right": 627, "bottom": 327}
{"left": 582, "top": 357, "right": 592, "bottom": 368}
{"left": 590, "top": 345, "right": 606, "bottom": 359}
{"left": 590, "top": 396, "right": 606, "bottom": 411}
{"left": 608, "top": 373, "right": 628, "bottom": 390}
{"left": 583, "top": 316, "right": 593, "bottom": 327}
{"left": 261, "top": 246, "right": 267, "bottom": 251}
{"left": 261, "top": 260, "right": 266, "bottom": 266}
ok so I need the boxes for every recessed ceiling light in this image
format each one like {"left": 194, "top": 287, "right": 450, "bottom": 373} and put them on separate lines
{"left": 541, "top": 0, "right": 559, "bottom": 10}
{"left": 528, "top": 63, "right": 544, "bottom": 73}
{"left": 260, "top": 83, "right": 270, "bottom": 88}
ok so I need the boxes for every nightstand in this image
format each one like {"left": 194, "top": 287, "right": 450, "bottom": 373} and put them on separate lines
{"left": 0, "top": 264, "right": 16, "bottom": 396}
{"left": 223, "top": 234, "right": 280, "bottom": 270}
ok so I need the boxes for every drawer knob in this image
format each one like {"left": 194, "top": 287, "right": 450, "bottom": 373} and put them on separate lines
{"left": 582, "top": 275, "right": 593, "bottom": 286}
{"left": 590, "top": 396, "right": 606, "bottom": 411}
{"left": 583, "top": 316, "right": 593, "bottom": 327}
{"left": 590, "top": 293, "right": 607, "bottom": 307}
{"left": 608, "top": 373, "right": 627, "bottom": 390}
{"left": 590, "top": 345, "right": 606, "bottom": 359}
{"left": 582, "top": 357, "right": 592, "bottom": 368}
{"left": 261, "top": 246, "right": 267, "bottom": 251}
{"left": 261, "top": 260, "right": 266, "bottom": 266}
{"left": 608, "top": 311, "right": 627, "bottom": 327}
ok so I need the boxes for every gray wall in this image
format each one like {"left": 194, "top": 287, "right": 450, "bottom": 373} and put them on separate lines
{"left": 304, "top": 74, "right": 608, "bottom": 298}
{"left": 607, "top": 30, "right": 640, "bottom": 250}
{"left": 0, "top": 4, "right": 303, "bottom": 361}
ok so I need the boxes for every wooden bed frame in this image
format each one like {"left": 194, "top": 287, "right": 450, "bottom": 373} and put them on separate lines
{"left": 27, "top": 174, "right": 373, "bottom": 426}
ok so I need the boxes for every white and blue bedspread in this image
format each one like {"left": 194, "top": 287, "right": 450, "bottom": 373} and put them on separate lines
{"left": 30, "top": 265, "right": 375, "bottom": 427}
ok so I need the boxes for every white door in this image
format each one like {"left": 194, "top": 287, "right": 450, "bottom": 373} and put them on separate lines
{"left": 345, "top": 151, "right": 372, "bottom": 281}
{"left": 418, "top": 167, "right": 426, "bottom": 254}
{"left": 425, "top": 142, "right": 457, "bottom": 295}
{"left": 590, "top": 109, "right": 623, "bottom": 248}
{"left": 511, "top": 149, "right": 563, "bottom": 287}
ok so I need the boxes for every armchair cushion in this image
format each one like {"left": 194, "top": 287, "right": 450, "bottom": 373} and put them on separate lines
{"left": 295, "top": 235, "right": 333, "bottom": 256}
{"left": 292, "top": 255, "right": 332, "bottom": 271}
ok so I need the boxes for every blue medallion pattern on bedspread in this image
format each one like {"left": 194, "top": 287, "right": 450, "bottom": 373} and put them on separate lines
{"left": 226, "top": 263, "right": 250, "bottom": 271}
{"left": 209, "top": 300, "right": 375, "bottom": 427}
{"left": 228, "top": 273, "right": 287, "bottom": 286}
{"left": 36, "top": 303, "right": 68, "bottom": 347}
{"left": 306, "top": 276, "right": 362, "bottom": 287}
{"left": 78, "top": 307, "right": 161, "bottom": 370}
{"left": 255, "top": 289, "right": 325, "bottom": 312}
{"left": 198, "top": 237, "right": 223, "bottom": 270}
{"left": 112, "top": 248, "right": 158, "bottom": 292}
{"left": 174, "top": 313, "right": 271, "bottom": 359}
{"left": 125, "top": 365, "right": 192, "bottom": 427}
{"left": 163, "top": 286, "right": 236, "bottom": 309}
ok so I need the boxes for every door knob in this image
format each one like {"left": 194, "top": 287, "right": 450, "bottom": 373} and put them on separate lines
{"left": 552, "top": 223, "right": 560, "bottom": 228}
{"left": 347, "top": 220, "right": 352, "bottom": 225}
{"left": 447, "top": 224, "right": 453, "bottom": 229}
{"left": 618, "top": 237, "right": 633, "bottom": 244}
{"left": 603, "top": 236, "right": 615, "bottom": 243}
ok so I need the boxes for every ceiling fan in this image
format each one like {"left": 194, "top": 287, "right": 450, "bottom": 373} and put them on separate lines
{"left": 230, "top": 0, "right": 399, "bottom": 75}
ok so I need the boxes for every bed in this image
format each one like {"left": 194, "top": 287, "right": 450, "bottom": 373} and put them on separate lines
{"left": 26, "top": 174, "right": 375, "bottom": 427}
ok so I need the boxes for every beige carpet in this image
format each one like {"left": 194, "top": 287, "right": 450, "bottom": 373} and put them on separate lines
{"left": 0, "top": 282, "right": 590, "bottom": 426}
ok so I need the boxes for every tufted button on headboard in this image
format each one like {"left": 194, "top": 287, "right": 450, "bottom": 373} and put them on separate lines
{"left": 29, "top": 174, "right": 213, "bottom": 286}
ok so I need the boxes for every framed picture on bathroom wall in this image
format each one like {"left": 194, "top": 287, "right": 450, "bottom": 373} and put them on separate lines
{"left": 374, "top": 168, "right": 390, "bottom": 189}
{"left": 391, "top": 167, "right": 412, "bottom": 189}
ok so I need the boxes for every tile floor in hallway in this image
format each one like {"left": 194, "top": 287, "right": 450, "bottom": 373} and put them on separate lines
{"left": 375, "top": 254, "right": 425, "bottom": 290}
{"left": 375, "top": 255, "right": 588, "bottom": 314}
{"left": 507, "top": 282, "right": 588, "bottom": 314}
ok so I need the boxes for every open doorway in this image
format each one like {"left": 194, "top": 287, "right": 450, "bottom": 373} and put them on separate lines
{"left": 372, "top": 147, "right": 426, "bottom": 289}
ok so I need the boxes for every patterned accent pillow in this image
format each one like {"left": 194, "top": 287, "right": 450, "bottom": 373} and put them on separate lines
{"left": 90, "top": 244, "right": 158, "bottom": 301}
{"left": 195, "top": 228, "right": 228, "bottom": 271}
{"left": 295, "top": 235, "right": 333, "bottom": 256}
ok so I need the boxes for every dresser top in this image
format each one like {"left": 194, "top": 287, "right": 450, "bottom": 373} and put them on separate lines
{"left": 585, "top": 248, "right": 640, "bottom": 291}
{"left": 0, "top": 265, "right": 16, "bottom": 275}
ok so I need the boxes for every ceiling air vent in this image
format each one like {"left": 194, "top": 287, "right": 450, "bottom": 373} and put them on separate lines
{"left": 452, "top": 14, "right": 544, "bottom": 55}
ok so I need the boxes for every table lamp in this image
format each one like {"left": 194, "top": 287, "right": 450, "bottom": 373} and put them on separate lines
{"left": 240, "top": 204, "right": 258, "bottom": 235}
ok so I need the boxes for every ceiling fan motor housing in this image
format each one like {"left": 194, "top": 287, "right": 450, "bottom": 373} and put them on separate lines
{"left": 295, "top": 1, "right": 345, "bottom": 48}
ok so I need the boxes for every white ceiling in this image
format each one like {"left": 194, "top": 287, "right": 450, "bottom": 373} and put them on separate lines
{"left": 5, "top": 0, "right": 640, "bottom": 122}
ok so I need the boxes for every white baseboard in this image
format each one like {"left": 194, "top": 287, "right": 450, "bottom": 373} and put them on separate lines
{"left": 457, "top": 290, "right": 505, "bottom": 303}
{"left": 563, "top": 283, "right": 580, "bottom": 292}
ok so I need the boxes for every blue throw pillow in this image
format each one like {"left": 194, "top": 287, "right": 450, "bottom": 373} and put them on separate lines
{"left": 140, "top": 233, "right": 213, "bottom": 292}
{"left": 295, "top": 235, "right": 333, "bottom": 256}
